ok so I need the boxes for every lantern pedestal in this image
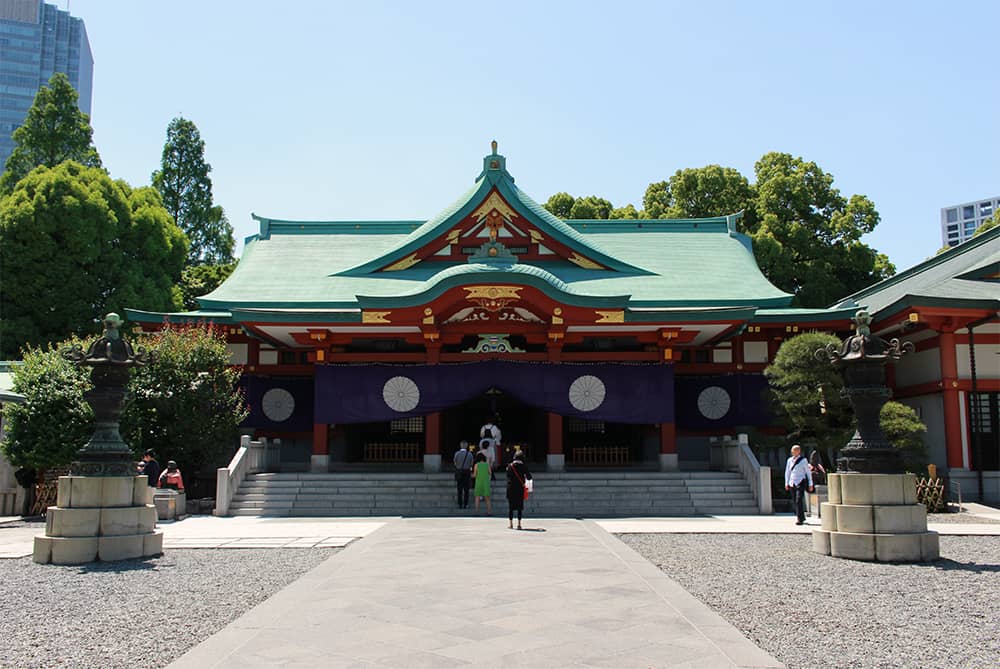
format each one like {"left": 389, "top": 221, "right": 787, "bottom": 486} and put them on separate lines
{"left": 812, "top": 473, "right": 939, "bottom": 562}
{"left": 33, "top": 476, "right": 163, "bottom": 565}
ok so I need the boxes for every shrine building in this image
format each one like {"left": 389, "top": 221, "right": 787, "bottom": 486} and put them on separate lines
{"left": 125, "top": 145, "right": 998, "bottom": 495}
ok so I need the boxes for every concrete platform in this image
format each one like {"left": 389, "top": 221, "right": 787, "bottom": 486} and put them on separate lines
{"left": 168, "top": 518, "right": 785, "bottom": 669}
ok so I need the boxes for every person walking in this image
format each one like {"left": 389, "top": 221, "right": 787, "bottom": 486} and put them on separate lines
{"left": 506, "top": 449, "right": 532, "bottom": 530}
{"left": 785, "top": 444, "right": 814, "bottom": 525}
{"left": 453, "top": 440, "right": 474, "bottom": 509}
{"left": 472, "top": 451, "right": 492, "bottom": 515}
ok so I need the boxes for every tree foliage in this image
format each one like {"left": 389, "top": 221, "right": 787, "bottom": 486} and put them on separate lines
{"left": 764, "top": 332, "right": 852, "bottom": 451}
{"left": 543, "top": 192, "right": 575, "bottom": 219}
{"left": 642, "top": 166, "right": 754, "bottom": 221}
{"left": 544, "top": 153, "right": 894, "bottom": 307}
{"left": 880, "top": 401, "right": 928, "bottom": 473}
{"left": 544, "top": 193, "right": 615, "bottom": 220}
{"left": 0, "top": 162, "right": 186, "bottom": 358}
{"left": 179, "top": 261, "right": 238, "bottom": 311}
{"left": 569, "top": 195, "right": 613, "bottom": 219}
{"left": 1, "top": 73, "right": 101, "bottom": 193}
{"left": 766, "top": 333, "right": 930, "bottom": 469}
{"left": 746, "top": 153, "right": 894, "bottom": 307}
{"left": 152, "top": 117, "right": 235, "bottom": 266}
{"left": 122, "top": 323, "right": 247, "bottom": 495}
{"left": 0, "top": 340, "right": 92, "bottom": 470}
{"left": 973, "top": 213, "right": 998, "bottom": 237}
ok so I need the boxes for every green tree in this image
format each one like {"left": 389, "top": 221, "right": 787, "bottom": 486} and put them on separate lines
{"left": 764, "top": 332, "right": 853, "bottom": 451}
{"left": 642, "top": 165, "right": 755, "bottom": 221}
{"left": 179, "top": 261, "right": 238, "bottom": 311}
{"left": 152, "top": 117, "right": 234, "bottom": 265}
{"left": 543, "top": 192, "right": 575, "bottom": 218}
{"left": 609, "top": 204, "right": 640, "bottom": 219}
{"left": 0, "top": 162, "right": 187, "bottom": 358}
{"left": 748, "top": 153, "right": 894, "bottom": 307}
{"left": 973, "top": 213, "right": 997, "bottom": 237}
{"left": 0, "top": 340, "right": 92, "bottom": 471}
{"left": 880, "top": 401, "right": 928, "bottom": 473}
{"left": 569, "top": 195, "right": 613, "bottom": 220}
{"left": 122, "top": 323, "right": 247, "bottom": 496}
{"left": 0, "top": 73, "right": 101, "bottom": 193}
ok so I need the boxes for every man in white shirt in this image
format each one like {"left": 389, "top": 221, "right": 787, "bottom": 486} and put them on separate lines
{"left": 785, "top": 444, "right": 815, "bottom": 525}
{"left": 480, "top": 417, "right": 501, "bottom": 448}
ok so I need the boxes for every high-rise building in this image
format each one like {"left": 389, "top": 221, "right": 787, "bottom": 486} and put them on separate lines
{"left": 0, "top": 0, "right": 93, "bottom": 168}
{"left": 941, "top": 196, "right": 999, "bottom": 248}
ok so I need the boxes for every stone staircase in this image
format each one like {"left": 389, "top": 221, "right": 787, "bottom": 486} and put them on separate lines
{"left": 226, "top": 471, "right": 760, "bottom": 517}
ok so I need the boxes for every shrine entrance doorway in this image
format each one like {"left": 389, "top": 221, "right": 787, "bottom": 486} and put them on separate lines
{"left": 442, "top": 389, "right": 547, "bottom": 468}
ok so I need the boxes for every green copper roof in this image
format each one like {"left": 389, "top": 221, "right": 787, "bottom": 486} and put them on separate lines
{"left": 834, "top": 226, "right": 1000, "bottom": 316}
{"left": 125, "top": 308, "right": 237, "bottom": 324}
{"left": 179, "top": 150, "right": 810, "bottom": 315}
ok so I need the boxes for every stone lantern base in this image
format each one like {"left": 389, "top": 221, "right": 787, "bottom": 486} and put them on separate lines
{"left": 33, "top": 475, "right": 163, "bottom": 565}
{"left": 812, "top": 473, "right": 939, "bottom": 562}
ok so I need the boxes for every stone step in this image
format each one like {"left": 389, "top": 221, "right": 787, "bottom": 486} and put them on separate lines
{"left": 228, "top": 471, "right": 761, "bottom": 517}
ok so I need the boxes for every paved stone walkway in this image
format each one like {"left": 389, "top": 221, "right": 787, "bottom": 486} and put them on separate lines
{"left": 168, "top": 517, "right": 784, "bottom": 668}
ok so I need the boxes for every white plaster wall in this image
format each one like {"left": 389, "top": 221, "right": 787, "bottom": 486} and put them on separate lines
{"left": 743, "top": 341, "right": 768, "bottom": 364}
{"left": 956, "top": 343, "right": 1000, "bottom": 379}
{"left": 226, "top": 343, "right": 249, "bottom": 365}
{"left": 894, "top": 348, "right": 941, "bottom": 387}
{"left": 898, "top": 394, "right": 947, "bottom": 468}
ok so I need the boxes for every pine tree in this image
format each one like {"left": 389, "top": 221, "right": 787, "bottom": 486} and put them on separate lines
{"left": 152, "top": 117, "right": 234, "bottom": 265}
{"left": 0, "top": 73, "right": 101, "bottom": 193}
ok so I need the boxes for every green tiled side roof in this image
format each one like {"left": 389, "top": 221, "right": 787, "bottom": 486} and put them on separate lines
{"left": 834, "top": 226, "right": 1000, "bottom": 316}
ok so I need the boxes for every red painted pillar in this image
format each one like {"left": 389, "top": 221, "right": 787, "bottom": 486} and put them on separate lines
{"left": 939, "top": 332, "right": 965, "bottom": 468}
{"left": 425, "top": 412, "right": 441, "bottom": 455}
{"left": 660, "top": 422, "right": 676, "bottom": 454}
{"left": 311, "top": 422, "right": 329, "bottom": 472}
{"left": 312, "top": 423, "right": 329, "bottom": 456}
{"left": 547, "top": 412, "right": 563, "bottom": 454}
{"left": 659, "top": 422, "right": 677, "bottom": 471}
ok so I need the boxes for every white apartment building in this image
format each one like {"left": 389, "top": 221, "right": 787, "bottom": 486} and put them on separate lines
{"left": 941, "top": 196, "right": 999, "bottom": 248}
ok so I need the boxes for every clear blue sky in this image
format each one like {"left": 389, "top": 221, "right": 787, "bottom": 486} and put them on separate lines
{"left": 70, "top": 0, "right": 998, "bottom": 273}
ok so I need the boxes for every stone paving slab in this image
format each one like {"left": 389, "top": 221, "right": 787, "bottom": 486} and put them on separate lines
{"left": 597, "top": 513, "right": 1000, "bottom": 535}
{"left": 168, "top": 517, "right": 784, "bottom": 669}
{"left": 0, "top": 515, "right": 387, "bottom": 558}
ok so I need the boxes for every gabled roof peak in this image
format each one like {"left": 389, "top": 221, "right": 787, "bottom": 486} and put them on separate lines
{"left": 475, "top": 140, "right": 514, "bottom": 184}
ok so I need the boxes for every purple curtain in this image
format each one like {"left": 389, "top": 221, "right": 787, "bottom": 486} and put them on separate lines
{"left": 242, "top": 376, "right": 315, "bottom": 431}
{"left": 674, "top": 374, "right": 770, "bottom": 429}
{"left": 314, "top": 361, "right": 674, "bottom": 424}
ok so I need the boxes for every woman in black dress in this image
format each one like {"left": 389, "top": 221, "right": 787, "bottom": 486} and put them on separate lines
{"left": 505, "top": 449, "right": 532, "bottom": 530}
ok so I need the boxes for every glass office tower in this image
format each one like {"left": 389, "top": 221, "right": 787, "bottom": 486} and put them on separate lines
{"left": 0, "top": 0, "right": 93, "bottom": 168}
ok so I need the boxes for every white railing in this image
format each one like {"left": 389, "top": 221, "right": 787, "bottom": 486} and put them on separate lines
{"left": 215, "top": 436, "right": 281, "bottom": 516}
{"left": 950, "top": 480, "right": 963, "bottom": 513}
{"left": 736, "top": 433, "right": 772, "bottom": 514}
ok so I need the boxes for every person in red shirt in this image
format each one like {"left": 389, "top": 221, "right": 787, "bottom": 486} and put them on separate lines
{"left": 158, "top": 460, "right": 185, "bottom": 491}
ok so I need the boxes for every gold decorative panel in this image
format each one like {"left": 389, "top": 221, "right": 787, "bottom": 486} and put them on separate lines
{"left": 464, "top": 286, "right": 522, "bottom": 300}
{"left": 383, "top": 253, "right": 419, "bottom": 271}
{"left": 464, "top": 285, "right": 522, "bottom": 313}
{"left": 362, "top": 311, "right": 392, "bottom": 324}
{"left": 471, "top": 192, "right": 518, "bottom": 222}
{"left": 568, "top": 253, "right": 603, "bottom": 270}
{"left": 594, "top": 310, "right": 625, "bottom": 324}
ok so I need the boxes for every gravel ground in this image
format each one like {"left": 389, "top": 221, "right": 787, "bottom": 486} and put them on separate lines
{"left": 619, "top": 533, "right": 1000, "bottom": 669}
{"left": 0, "top": 544, "right": 334, "bottom": 669}
{"left": 927, "top": 510, "right": 1000, "bottom": 524}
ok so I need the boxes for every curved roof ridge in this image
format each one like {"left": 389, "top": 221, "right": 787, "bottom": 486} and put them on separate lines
{"left": 356, "top": 262, "right": 632, "bottom": 309}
